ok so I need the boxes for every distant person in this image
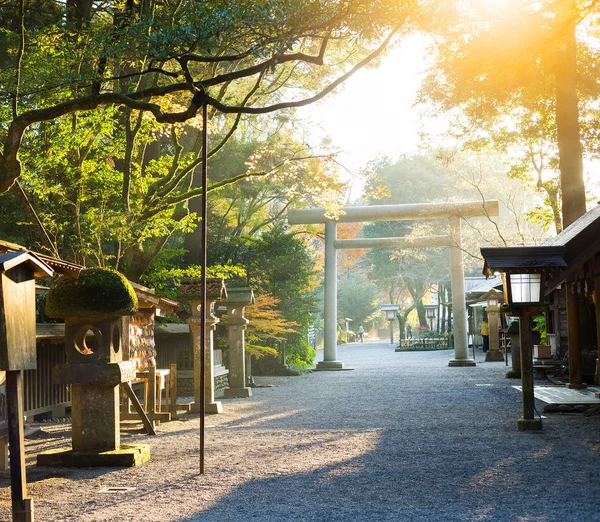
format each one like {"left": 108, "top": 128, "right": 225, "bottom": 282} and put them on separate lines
{"left": 481, "top": 312, "right": 489, "bottom": 352}
{"left": 358, "top": 323, "right": 364, "bottom": 343}
{"left": 406, "top": 324, "right": 412, "bottom": 339}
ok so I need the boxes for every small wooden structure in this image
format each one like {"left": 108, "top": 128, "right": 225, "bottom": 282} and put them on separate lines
{"left": 121, "top": 283, "right": 183, "bottom": 427}
{"left": 0, "top": 251, "right": 53, "bottom": 521}
{"left": 483, "top": 205, "right": 600, "bottom": 387}
{"left": 482, "top": 204, "right": 600, "bottom": 428}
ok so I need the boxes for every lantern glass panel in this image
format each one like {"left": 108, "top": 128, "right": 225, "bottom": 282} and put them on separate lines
{"left": 386, "top": 310, "right": 396, "bottom": 320}
{"left": 509, "top": 273, "right": 541, "bottom": 304}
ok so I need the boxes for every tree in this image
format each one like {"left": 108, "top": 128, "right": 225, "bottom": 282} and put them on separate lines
{"left": 337, "top": 273, "right": 380, "bottom": 329}
{"left": 0, "top": 0, "right": 422, "bottom": 196}
{"left": 419, "top": 0, "right": 592, "bottom": 228}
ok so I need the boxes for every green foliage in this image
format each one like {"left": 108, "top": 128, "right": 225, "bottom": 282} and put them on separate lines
{"left": 46, "top": 268, "right": 138, "bottom": 319}
{"left": 284, "top": 337, "right": 316, "bottom": 369}
{"left": 533, "top": 314, "right": 547, "bottom": 345}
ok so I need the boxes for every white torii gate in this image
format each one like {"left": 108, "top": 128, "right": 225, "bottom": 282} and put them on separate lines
{"left": 288, "top": 200, "right": 500, "bottom": 368}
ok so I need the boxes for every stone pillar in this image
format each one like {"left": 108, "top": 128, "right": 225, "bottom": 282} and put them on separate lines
{"left": 179, "top": 279, "right": 226, "bottom": 415}
{"left": 60, "top": 317, "right": 133, "bottom": 451}
{"left": 566, "top": 281, "right": 586, "bottom": 389}
{"left": 447, "top": 215, "right": 476, "bottom": 367}
{"left": 318, "top": 220, "right": 343, "bottom": 369}
{"left": 188, "top": 309, "right": 222, "bottom": 414}
{"left": 517, "top": 310, "right": 542, "bottom": 430}
{"left": 485, "top": 306, "right": 504, "bottom": 362}
{"left": 224, "top": 302, "right": 252, "bottom": 398}
{"left": 204, "top": 313, "right": 222, "bottom": 413}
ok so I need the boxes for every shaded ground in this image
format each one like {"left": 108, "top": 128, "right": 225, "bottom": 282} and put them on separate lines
{"left": 1, "top": 342, "right": 600, "bottom": 521}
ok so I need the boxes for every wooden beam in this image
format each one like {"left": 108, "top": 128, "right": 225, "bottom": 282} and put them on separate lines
{"left": 120, "top": 383, "right": 156, "bottom": 436}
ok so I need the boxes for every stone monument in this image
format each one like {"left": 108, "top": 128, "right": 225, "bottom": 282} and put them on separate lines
{"left": 38, "top": 268, "right": 149, "bottom": 467}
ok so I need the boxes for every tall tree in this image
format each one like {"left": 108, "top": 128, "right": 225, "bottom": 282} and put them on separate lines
{"left": 419, "top": 0, "right": 592, "bottom": 228}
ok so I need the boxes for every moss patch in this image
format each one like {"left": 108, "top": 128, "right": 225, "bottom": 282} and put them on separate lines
{"left": 46, "top": 268, "right": 138, "bottom": 319}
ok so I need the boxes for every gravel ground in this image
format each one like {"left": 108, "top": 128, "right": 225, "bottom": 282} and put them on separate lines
{"left": 1, "top": 342, "right": 600, "bottom": 521}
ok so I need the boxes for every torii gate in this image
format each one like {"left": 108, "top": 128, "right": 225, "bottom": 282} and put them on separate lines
{"left": 288, "top": 200, "right": 500, "bottom": 369}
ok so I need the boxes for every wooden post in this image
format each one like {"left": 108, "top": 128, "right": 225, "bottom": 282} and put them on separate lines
{"left": 566, "top": 281, "right": 586, "bottom": 389}
{"left": 517, "top": 310, "right": 542, "bottom": 431}
{"left": 169, "top": 363, "right": 178, "bottom": 421}
{"left": 595, "top": 275, "right": 600, "bottom": 385}
{"left": 6, "top": 370, "right": 34, "bottom": 521}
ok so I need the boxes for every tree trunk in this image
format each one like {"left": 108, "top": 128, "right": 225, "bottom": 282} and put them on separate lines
{"left": 555, "top": 4, "right": 586, "bottom": 228}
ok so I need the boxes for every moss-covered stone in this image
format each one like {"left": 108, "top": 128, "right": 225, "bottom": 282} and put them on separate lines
{"left": 46, "top": 268, "right": 138, "bottom": 319}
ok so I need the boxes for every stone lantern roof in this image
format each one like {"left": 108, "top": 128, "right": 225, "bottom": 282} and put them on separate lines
{"left": 177, "top": 278, "right": 227, "bottom": 301}
{"left": 223, "top": 287, "right": 254, "bottom": 306}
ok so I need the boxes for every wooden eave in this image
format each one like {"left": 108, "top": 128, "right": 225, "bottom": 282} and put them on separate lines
{"left": 0, "top": 251, "right": 54, "bottom": 278}
{"left": 481, "top": 205, "right": 600, "bottom": 293}
{"left": 0, "top": 240, "right": 80, "bottom": 277}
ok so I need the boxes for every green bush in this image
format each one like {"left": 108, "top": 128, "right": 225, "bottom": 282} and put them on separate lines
{"left": 285, "top": 338, "right": 316, "bottom": 369}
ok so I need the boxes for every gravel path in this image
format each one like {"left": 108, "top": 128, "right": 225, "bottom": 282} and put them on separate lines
{"left": 2, "top": 342, "right": 600, "bottom": 521}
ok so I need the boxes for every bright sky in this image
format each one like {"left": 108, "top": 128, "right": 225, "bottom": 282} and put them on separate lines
{"left": 298, "top": 34, "right": 432, "bottom": 178}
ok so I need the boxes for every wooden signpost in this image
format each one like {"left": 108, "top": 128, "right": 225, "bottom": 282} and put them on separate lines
{"left": 0, "top": 252, "right": 54, "bottom": 522}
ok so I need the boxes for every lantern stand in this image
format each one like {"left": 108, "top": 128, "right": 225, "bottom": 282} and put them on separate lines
{"left": 424, "top": 305, "right": 436, "bottom": 334}
{"left": 381, "top": 305, "right": 400, "bottom": 345}
{"left": 481, "top": 289, "right": 504, "bottom": 363}
{"left": 503, "top": 272, "right": 544, "bottom": 431}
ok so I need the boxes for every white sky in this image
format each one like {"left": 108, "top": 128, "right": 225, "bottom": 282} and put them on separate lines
{"left": 297, "top": 34, "right": 432, "bottom": 177}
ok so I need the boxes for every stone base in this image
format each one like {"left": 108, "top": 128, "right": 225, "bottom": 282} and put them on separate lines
{"left": 190, "top": 401, "right": 223, "bottom": 414}
{"left": 567, "top": 383, "right": 587, "bottom": 390}
{"left": 224, "top": 387, "right": 252, "bottom": 398}
{"left": 448, "top": 359, "right": 477, "bottom": 367}
{"left": 315, "top": 360, "right": 345, "bottom": 370}
{"left": 517, "top": 418, "right": 543, "bottom": 431}
{"left": 485, "top": 350, "right": 505, "bottom": 362}
{"left": 37, "top": 444, "right": 150, "bottom": 467}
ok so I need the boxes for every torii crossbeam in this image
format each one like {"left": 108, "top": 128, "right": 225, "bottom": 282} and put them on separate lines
{"left": 288, "top": 200, "right": 500, "bottom": 368}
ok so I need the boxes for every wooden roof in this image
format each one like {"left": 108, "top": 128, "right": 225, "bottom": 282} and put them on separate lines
{"left": 481, "top": 204, "right": 600, "bottom": 293}
{"left": 0, "top": 251, "right": 54, "bottom": 278}
{"left": 0, "top": 240, "right": 80, "bottom": 276}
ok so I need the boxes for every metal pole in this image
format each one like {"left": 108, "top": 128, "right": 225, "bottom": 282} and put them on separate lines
{"left": 200, "top": 101, "right": 208, "bottom": 474}
{"left": 389, "top": 320, "right": 393, "bottom": 344}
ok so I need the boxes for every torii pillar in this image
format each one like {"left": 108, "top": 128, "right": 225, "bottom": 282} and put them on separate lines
{"left": 288, "top": 201, "right": 499, "bottom": 369}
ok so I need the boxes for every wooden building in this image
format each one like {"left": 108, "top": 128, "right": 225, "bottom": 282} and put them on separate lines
{"left": 482, "top": 204, "right": 600, "bottom": 386}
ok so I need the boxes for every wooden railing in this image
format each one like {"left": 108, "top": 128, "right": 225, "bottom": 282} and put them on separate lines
{"left": 396, "top": 337, "right": 450, "bottom": 351}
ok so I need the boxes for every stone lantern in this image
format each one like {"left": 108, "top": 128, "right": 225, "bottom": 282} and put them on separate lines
{"left": 223, "top": 286, "right": 254, "bottom": 398}
{"left": 482, "top": 288, "right": 504, "bottom": 362}
{"left": 38, "top": 268, "right": 148, "bottom": 466}
{"left": 178, "top": 278, "right": 226, "bottom": 414}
